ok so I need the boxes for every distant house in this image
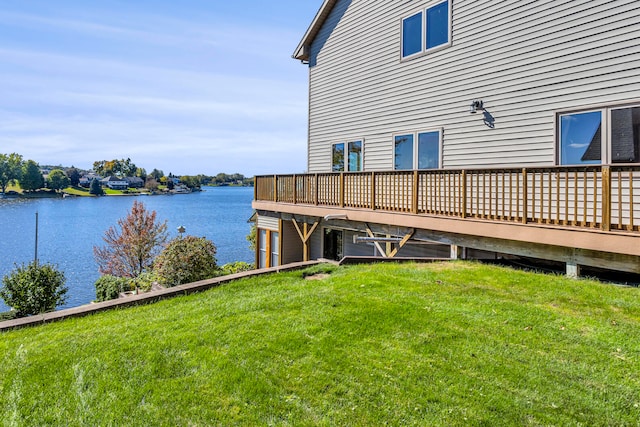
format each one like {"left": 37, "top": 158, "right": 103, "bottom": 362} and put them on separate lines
{"left": 102, "top": 176, "right": 128, "bottom": 190}
{"left": 80, "top": 173, "right": 101, "bottom": 188}
{"left": 125, "top": 176, "right": 145, "bottom": 188}
{"left": 253, "top": 0, "right": 640, "bottom": 277}
{"left": 79, "top": 177, "right": 91, "bottom": 188}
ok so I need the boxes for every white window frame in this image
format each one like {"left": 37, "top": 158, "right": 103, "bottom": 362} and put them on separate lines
{"left": 331, "top": 139, "right": 364, "bottom": 172}
{"left": 556, "top": 103, "right": 640, "bottom": 166}
{"left": 393, "top": 128, "right": 443, "bottom": 170}
{"left": 400, "top": 0, "right": 452, "bottom": 61}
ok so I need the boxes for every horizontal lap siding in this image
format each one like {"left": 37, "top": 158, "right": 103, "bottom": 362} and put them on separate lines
{"left": 256, "top": 215, "right": 279, "bottom": 231}
{"left": 307, "top": 0, "right": 640, "bottom": 173}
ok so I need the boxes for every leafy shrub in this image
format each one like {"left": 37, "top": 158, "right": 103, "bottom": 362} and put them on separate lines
{"left": 221, "top": 261, "right": 255, "bottom": 275}
{"left": 131, "top": 271, "right": 160, "bottom": 292}
{"left": 0, "top": 310, "right": 17, "bottom": 321}
{"left": 154, "top": 236, "right": 219, "bottom": 287}
{"left": 94, "top": 275, "right": 131, "bottom": 302}
{"left": 0, "top": 261, "right": 68, "bottom": 316}
{"left": 246, "top": 224, "right": 256, "bottom": 251}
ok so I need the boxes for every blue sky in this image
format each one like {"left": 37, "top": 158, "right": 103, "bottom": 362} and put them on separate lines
{"left": 0, "top": 0, "right": 321, "bottom": 176}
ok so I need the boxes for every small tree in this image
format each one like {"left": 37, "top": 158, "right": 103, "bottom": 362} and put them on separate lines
{"left": 47, "top": 169, "right": 70, "bottom": 192}
{"left": 89, "top": 178, "right": 104, "bottom": 195}
{"left": 94, "top": 201, "right": 168, "bottom": 278}
{"left": 154, "top": 235, "right": 218, "bottom": 287}
{"left": 20, "top": 160, "right": 44, "bottom": 192}
{"left": 0, "top": 261, "right": 68, "bottom": 316}
{"left": 145, "top": 177, "right": 159, "bottom": 191}
{"left": 0, "top": 153, "right": 24, "bottom": 193}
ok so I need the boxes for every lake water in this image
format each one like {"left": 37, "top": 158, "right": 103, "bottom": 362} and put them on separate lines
{"left": 0, "top": 186, "right": 255, "bottom": 312}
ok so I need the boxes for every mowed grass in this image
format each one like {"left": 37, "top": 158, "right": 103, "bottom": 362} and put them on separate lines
{"left": 1, "top": 261, "right": 640, "bottom": 426}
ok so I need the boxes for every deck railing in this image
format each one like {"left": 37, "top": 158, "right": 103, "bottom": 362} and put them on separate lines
{"left": 255, "top": 166, "right": 640, "bottom": 233}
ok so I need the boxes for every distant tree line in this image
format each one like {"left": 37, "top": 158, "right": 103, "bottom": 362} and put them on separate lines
{"left": 0, "top": 153, "right": 72, "bottom": 193}
{"left": 0, "top": 152, "right": 253, "bottom": 195}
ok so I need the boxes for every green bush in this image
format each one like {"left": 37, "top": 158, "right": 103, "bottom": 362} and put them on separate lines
{"left": 94, "top": 275, "right": 131, "bottom": 302}
{"left": 0, "top": 310, "right": 17, "bottom": 321}
{"left": 154, "top": 236, "right": 219, "bottom": 287}
{"left": 221, "top": 261, "right": 255, "bottom": 275}
{"left": 0, "top": 261, "right": 67, "bottom": 316}
{"left": 131, "top": 271, "right": 160, "bottom": 292}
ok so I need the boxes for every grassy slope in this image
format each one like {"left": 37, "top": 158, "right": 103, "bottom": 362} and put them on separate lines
{"left": 1, "top": 262, "right": 639, "bottom": 426}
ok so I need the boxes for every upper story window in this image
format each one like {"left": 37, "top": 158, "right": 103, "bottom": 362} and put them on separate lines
{"left": 394, "top": 130, "right": 442, "bottom": 170}
{"left": 559, "top": 106, "right": 640, "bottom": 165}
{"left": 332, "top": 140, "right": 363, "bottom": 172}
{"left": 401, "top": 0, "right": 451, "bottom": 60}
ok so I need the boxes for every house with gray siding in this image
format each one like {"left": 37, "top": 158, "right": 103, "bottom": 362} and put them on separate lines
{"left": 253, "top": 0, "right": 640, "bottom": 276}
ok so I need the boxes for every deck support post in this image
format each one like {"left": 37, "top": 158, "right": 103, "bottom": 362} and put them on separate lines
{"left": 566, "top": 261, "right": 581, "bottom": 279}
{"left": 292, "top": 219, "right": 319, "bottom": 262}
{"left": 388, "top": 229, "right": 415, "bottom": 258}
{"left": 450, "top": 245, "right": 466, "bottom": 260}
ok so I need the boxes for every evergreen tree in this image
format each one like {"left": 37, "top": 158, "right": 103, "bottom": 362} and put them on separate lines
{"left": 89, "top": 178, "right": 104, "bottom": 195}
{"left": 66, "top": 167, "right": 81, "bottom": 186}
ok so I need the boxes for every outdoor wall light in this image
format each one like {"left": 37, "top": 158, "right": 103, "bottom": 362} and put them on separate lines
{"left": 470, "top": 100, "right": 484, "bottom": 114}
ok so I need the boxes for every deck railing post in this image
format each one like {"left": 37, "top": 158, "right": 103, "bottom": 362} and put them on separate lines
{"left": 292, "top": 174, "right": 297, "bottom": 204}
{"left": 273, "top": 175, "right": 278, "bottom": 203}
{"left": 602, "top": 166, "right": 611, "bottom": 231}
{"left": 412, "top": 170, "right": 419, "bottom": 214}
{"left": 340, "top": 173, "right": 345, "bottom": 207}
{"left": 371, "top": 171, "right": 376, "bottom": 210}
{"left": 314, "top": 174, "right": 319, "bottom": 206}
{"left": 253, "top": 176, "right": 257, "bottom": 201}
{"left": 461, "top": 171, "right": 467, "bottom": 218}
{"left": 522, "top": 168, "right": 528, "bottom": 224}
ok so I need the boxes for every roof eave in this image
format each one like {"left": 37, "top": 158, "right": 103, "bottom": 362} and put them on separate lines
{"left": 292, "top": 0, "right": 338, "bottom": 61}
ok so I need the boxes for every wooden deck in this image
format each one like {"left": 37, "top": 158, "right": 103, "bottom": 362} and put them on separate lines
{"left": 255, "top": 166, "right": 640, "bottom": 233}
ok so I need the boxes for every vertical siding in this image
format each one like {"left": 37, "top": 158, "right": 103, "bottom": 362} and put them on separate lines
{"left": 395, "top": 243, "right": 451, "bottom": 258}
{"left": 306, "top": 0, "right": 640, "bottom": 173}
{"left": 281, "top": 221, "right": 304, "bottom": 265}
{"left": 309, "top": 227, "right": 323, "bottom": 260}
{"left": 344, "top": 231, "right": 377, "bottom": 257}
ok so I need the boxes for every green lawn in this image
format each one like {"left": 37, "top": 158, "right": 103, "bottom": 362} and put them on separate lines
{"left": 1, "top": 262, "right": 639, "bottom": 426}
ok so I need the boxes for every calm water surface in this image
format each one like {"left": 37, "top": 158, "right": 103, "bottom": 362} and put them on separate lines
{"left": 0, "top": 186, "right": 254, "bottom": 311}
